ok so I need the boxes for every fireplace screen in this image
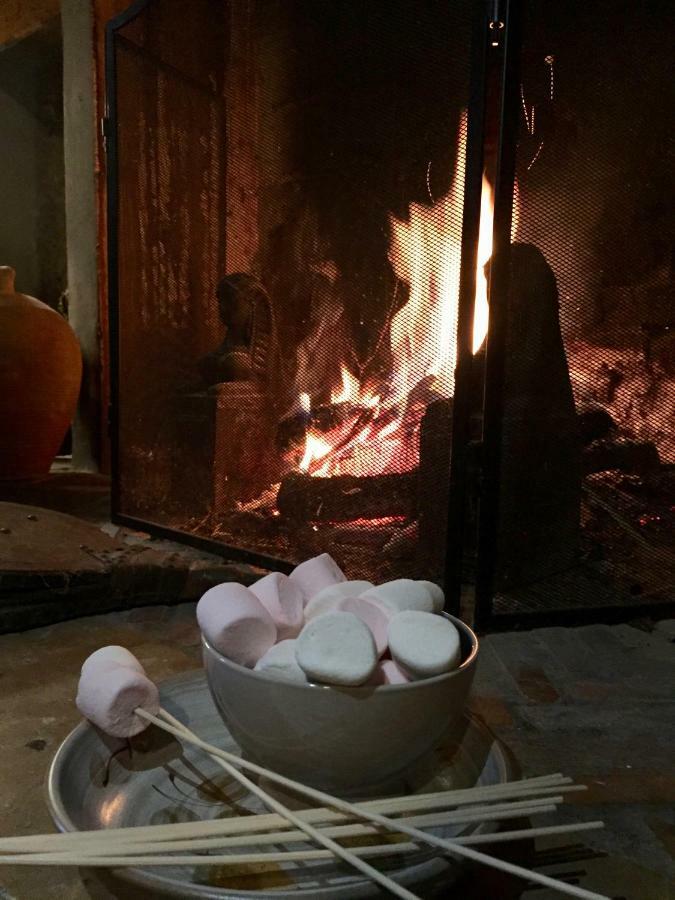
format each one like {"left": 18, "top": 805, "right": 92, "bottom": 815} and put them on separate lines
{"left": 471, "top": 0, "right": 675, "bottom": 626}
{"left": 107, "top": 0, "right": 674, "bottom": 625}
{"left": 108, "top": 0, "right": 480, "bottom": 583}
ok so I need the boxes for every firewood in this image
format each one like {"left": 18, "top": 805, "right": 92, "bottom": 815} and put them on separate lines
{"left": 276, "top": 471, "right": 417, "bottom": 523}
{"left": 583, "top": 438, "right": 660, "bottom": 474}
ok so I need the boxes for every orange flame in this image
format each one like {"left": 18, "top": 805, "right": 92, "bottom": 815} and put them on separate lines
{"left": 473, "top": 176, "right": 494, "bottom": 353}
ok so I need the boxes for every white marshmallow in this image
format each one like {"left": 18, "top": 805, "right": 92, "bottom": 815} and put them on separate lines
{"left": 81, "top": 645, "right": 145, "bottom": 678}
{"left": 296, "top": 612, "right": 377, "bottom": 686}
{"left": 388, "top": 611, "right": 462, "bottom": 679}
{"left": 370, "top": 659, "right": 411, "bottom": 686}
{"left": 304, "top": 580, "right": 373, "bottom": 621}
{"left": 289, "top": 553, "right": 346, "bottom": 602}
{"left": 362, "top": 579, "right": 434, "bottom": 616}
{"left": 197, "top": 583, "right": 277, "bottom": 667}
{"left": 76, "top": 665, "right": 159, "bottom": 738}
{"left": 254, "top": 639, "right": 307, "bottom": 683}
{"left": 336, "top": 597, "right": 389, "bottom": 657}
{"left": 249, "top": 573, "right": 304, "bottom": 640}
{"left": 418, "top": 580, "right": 445, "bottom": 614}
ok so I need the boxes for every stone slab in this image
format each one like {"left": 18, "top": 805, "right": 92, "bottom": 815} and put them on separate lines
{"left": 0, "top": 502, "right": 263, "bottom": 633}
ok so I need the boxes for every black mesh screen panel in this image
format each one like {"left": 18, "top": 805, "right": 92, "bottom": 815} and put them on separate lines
{"left": 110, "top": 0, "right": 478, "bottom": 581}
{"left": 487, "top": 0, "right": 674, "bottom": 621}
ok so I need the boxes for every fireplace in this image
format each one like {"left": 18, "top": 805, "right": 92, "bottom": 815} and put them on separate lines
{"left": 106, "top": 0, "right": 674, "bottom": 626}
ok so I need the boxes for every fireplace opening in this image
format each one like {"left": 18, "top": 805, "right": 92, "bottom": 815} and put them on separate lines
{"left": 109, "top": 0, "right": 478, "bottom": 582}
{"left": 107, "top": 0, "right": 674, "bottom": 626}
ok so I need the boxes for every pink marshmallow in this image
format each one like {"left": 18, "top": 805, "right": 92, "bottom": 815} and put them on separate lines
{"left": 81, "top": 645, "right": 145, "bottom": 678}
{"left": 336, "top": 597, "right": 390, "bottom": 657}
{"left": 370, "top": 659, "right": 411, "bottom": 686}
{"left": 76, "top": 665, "right": 159, "bottom": 738}
{"left": 304, "top": 580, "right": 373, "bottom": 622}
{"left": 197, "top": 583, "right": 277, "bottom": 667}
{"left": 249, "top": 572, "right": 304, "bottom": 641}
{"left": 289, "top": 553, "right": 345, "bottom": 602}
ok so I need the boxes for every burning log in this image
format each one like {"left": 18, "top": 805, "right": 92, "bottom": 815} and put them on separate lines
{"left": 583, "top": 437, "right": 660, "bottom": 475}
{"left": 276, "top": 471, "right": 417, "bottom": 523}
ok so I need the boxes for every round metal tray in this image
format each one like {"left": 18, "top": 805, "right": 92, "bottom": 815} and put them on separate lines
{"left": 46, "top": 670, "right": 512, "bottom": 898}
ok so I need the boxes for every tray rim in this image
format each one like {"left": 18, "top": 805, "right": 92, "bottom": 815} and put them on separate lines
{"left": 45, "top": 670, "right": 513, "bottom": 899}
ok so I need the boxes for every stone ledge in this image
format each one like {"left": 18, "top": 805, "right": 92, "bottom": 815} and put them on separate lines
{"left": 0, "top": 502, "right": 263, "bottom": 633}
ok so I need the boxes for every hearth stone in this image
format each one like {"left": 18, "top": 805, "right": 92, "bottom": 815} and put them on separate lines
{"left": 0, "top": 502, "right": 260, "bottom": 633}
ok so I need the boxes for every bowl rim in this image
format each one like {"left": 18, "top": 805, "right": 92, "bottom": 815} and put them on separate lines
{"left": 202, "top": 612, "right": 479, "bottom": 694}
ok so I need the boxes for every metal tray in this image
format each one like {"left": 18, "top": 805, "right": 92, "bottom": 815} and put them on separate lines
{"left": 46, "top": 671, "right": 512, "bottom": 898}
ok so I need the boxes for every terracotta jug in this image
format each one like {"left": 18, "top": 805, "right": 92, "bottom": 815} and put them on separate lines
{"left": 0, "top": 266, "right": 82, "bottom": 479}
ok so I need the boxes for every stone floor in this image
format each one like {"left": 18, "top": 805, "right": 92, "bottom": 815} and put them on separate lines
{"left": 0, "top": 605, "right": 672, "bottom": 899}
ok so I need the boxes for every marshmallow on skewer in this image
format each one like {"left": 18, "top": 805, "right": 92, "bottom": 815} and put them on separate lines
{"left": 80, "top": 645, "right": 145, "bottom": 677}
{"left": 296, "top": 612, "right": 377, "bottom": 686}
{"left": 417, "top": 580, "right": 445, "bottom": 614}
{"left": 362, "top": 579, "right": 434, "bottom": 616}
{"left": 197, "top": 583, "right": 277, "bottom": 668}
{"left": 388, "top": 611, "right": 462, "bottom": 679}
{"left": 249, "top": 573, "right": 304, "bottom": 641}
{"left": 304, "top": 580, "right": 373, "bottom": 621}
{"left": 370, "top": 659, "right": 411, "bottom": 686}
{"left": 289, "top": 553, "right": 346, "bottom": 602}
{"left": 76, "top": 664, "right": 159, "bottom": 738}
{"left": 254, "top": 639, "right": 307, "bottom": 683}
{"left": 336, "top": 597, "right": 389, "bottom": 657}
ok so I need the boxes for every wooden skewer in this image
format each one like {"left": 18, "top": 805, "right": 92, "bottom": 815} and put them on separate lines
{"left": 24, "top": 801, "right": 560, "bottom": 857}
{"left": 0, "top": 821, "right": 605, "bottom": 867}
{"left": 136, "top": 709, "right": 609, "bottom": 900}
{"left": 156, "top": 709, "right": 419, "bottom": 900}
{"left": 0, "top": 774, "right": 573, "bottom": 854}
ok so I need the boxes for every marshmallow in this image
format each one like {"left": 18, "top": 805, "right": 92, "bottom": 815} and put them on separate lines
{"left": 76, "top": 665, "right": 159, "bottom": 738}
{"left": 336, "top": 597, "right": 389, "bottom": 657}
{"left": 388, "top": 611, "right": 462, "bottom": 679}
{"left": 418, "top": 580, "right": 445, "bottom": 614}
{"left": 289, "top": 553, "right": 346, "bottom": 601}
{"left": 81, "top": 645, "right": 145, "bottom": 677}
{"left": 197, "top": 583, "right": 277, "bottom": 667}
{"left": 304, "top": 580, "right": 373, "bottom": 621}
{"left": 296, "top": 612, "right": 377, "bottom": 686}
{"left": 254, "top": 639, "right": 307, "bottom": 683}
{"left": 370, "top": 659, "right": 411, "bottom": 686}
{"left": 249, "top": 573, "right": 304, "bottom": 641}
{"left": 362, "top": 579, "right": 434, "bottom": 616}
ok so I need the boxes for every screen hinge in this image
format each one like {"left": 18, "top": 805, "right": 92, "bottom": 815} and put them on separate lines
{"left": 488, "top": 0, "right": 505, "bottom": 48}
{"left": 100, "top": 116, "right": 110, "bottom": 153}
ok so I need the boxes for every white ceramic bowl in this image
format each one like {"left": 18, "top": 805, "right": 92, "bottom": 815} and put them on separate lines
{"left": 203, "top": 613, "right": 478, "bottom": 795}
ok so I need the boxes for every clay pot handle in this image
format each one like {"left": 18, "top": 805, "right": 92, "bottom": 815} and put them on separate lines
{"left": 0, "top": 266, "right": 16, "bottom": 293}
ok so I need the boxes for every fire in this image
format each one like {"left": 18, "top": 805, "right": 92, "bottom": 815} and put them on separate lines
{"left": 295, "top": 113, "right": 509, "bottom": 480}
{"left": 299, "top": 432, "right": 332, "bottom": 474}
{"left": 473, "top": 176, "right": 494, "bottom": 353}
{"left": 331, "top": 366, "right": 360, "bottom": 405}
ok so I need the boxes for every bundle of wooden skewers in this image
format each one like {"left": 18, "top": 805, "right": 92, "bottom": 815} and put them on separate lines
{"left": 0, "top": 707, "right": 608, "bottom": 900}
